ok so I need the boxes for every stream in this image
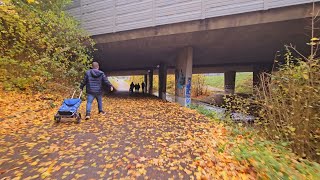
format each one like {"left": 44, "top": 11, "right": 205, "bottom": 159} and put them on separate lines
{"left": 155, "top": 92, "right": 255, "bottom": 123}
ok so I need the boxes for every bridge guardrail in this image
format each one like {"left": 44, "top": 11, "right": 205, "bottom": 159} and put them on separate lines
{"left": 66, "top": 0, "right": 314, "bottom": 36}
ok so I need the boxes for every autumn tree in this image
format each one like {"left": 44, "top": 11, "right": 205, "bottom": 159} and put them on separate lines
{"left": 0, "top": 0, "right": 94, "bottom": 90}
{"left": 192, "top": 74, "right": 207, "bottom": 97}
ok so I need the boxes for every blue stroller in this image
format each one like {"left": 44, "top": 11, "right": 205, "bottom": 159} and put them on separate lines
{"left": 54, "top": 90, "right": 82, "bottom": 123}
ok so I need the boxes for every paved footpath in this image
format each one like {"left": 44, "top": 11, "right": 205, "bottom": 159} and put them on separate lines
{"left": 0, "top": 92, "right": 255, "bottom": 180}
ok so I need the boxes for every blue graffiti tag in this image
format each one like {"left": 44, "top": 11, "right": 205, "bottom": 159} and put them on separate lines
{"left": 185, "top": 77, "right": 191, "bottom": 106}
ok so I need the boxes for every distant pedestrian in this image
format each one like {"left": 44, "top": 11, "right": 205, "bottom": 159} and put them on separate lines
{"left": 80, "top": 62, "right": 113, "bottom": 120}
{"left": 137, "top": 83, "right": 141, "bottom": 92}
{"left": 129, "top": 82, "right": 134, "bottom": 93}
{"left": 134, "top": 84, "right": 138, "bottom": 92}
{"left": 141, "top": 82, "right": 145, "bottom": 93}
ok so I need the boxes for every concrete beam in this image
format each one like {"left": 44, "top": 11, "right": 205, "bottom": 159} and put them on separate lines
{"left": 93, "top": 4, "right": 318, "bottom": 44}
{"left": 193, "top": 65, "right": 253, "bottom": 74}
{"left": 106, "top": 63, "right": 271, "bottom": 77}
{"left": 106, "top": 70, "right": 149, "bottom": 76}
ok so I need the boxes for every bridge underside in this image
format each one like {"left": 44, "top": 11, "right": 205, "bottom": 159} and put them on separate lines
{"left": 90, "top": 4, "right": 319, "bottom": 106}
{"left": 92, "top": 3, "right": 319, "bottom": 75}
{"left": 96, "top": 18, "right": 310, "bottom": 75}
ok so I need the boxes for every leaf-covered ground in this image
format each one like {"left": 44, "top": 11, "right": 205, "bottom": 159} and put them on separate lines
{"left": 0, "top": 91, "right": 258, "bottom": 179}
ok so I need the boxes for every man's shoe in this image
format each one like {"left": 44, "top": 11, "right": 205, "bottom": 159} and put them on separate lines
{"left": 85, "top": 115, "right": 90, "bottom": 120}
{"left": 99, "top": 111, "right": 107, "bottom": 115}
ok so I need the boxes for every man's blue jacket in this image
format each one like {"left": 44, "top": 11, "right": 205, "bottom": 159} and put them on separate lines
{"left": 80, "top": 69, "right": 112, "bottom": 95}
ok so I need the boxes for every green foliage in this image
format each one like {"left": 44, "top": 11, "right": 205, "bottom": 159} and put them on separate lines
{"left": 223, "top": 50, "right": 320, "bottom": 162}
{"left": 190, "top": 104, "right": 219, "bottom": 120}
{"left": 166, "top": 75, "right": 175, "bottom": 94}
{"left": 255, "top": 53, "right": 320, "bottom": 162}
{"left": 234, "top": 138, "right": 320, "bottom": 179}
{"left": 153, "top": 75, "right": 159, "bottom": 92}
{"left": 193, "top": 101, "right": 320, "bottom": 179}
{"left": 151, "top": 75, "right": 174, "bottom": 94}
{"left": 204, "top": 74, "right": 224, "bottom": 89}
{"left": 129, "top": 76, "right": 144, "bottom": 84}
{"left": 149, "top": 74, "right": 206, "bottom": 96}
{"left": 130, "top": 75, "right": 174, "bottom": 94}
{"left": 0, "top": 0, "right": 94, "bottom": 90}
{"left": 235, "top": 72, "right": 253, "bottom": 94}
{"left": 223, "top": 94, "right": 257, "bottom": 118}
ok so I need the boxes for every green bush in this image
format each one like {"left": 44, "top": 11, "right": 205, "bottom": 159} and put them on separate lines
{"left": 0, "top": 0, "right": 94, "bottom": 90}
{"left": 194, "top": 103, "right": 320, "bottom": 179}
{"left": 190, "top": 104, "right": 219, "bottom": 120}
{"left": 255, "top": 54, "right": 320, "bottom": 162}
{"left": 222, "top": 49, "right": 320, "bottom": 162}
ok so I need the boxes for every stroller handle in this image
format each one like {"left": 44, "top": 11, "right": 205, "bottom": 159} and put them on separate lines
{"left": 71, "top": 90, "right": 83, "bottom": 99}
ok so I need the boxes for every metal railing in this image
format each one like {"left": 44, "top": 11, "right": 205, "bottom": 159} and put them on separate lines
{"left": 67, "top": 0, "right": 314, "bottom": 35}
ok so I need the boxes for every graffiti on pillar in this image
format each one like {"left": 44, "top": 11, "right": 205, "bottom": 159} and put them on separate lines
{"left": 176, "top": 69, "right": 185, "bottom": 96}
{"left": 185, "top": 77, "right": 191, "bottom": 107}
{"left": 224, "top": 84, "right": 235, "bottom": 90}
{"left": 177, "top": 69, "right": 185, "bottom": 89}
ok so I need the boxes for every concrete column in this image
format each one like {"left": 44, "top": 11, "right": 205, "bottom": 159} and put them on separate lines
{"left": 175, "top": 47, "right": 193, "bottom": 107}
{"left": 224, "top": 71, "right": 236, "bottom": 94}
{"left": 253, "top": 71, "right": 261, "bottom": 88}
{"left": 148, "top": 70, "right": 153, "bottom": 95}
{"left": 253, "top": 65, "right": 272, "bottom": 90}
{"left": 158, "top": 63, "right": 167, "bottom": 100}
{"left": 144, "top": 74, "right": 148, "bottom": 93}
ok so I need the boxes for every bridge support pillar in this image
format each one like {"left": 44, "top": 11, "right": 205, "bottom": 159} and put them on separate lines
{"left": 253, "top": 65, "right": 272, "bottom": 92}
{"left": 253, "top": 71, "right": 262, "bottom": 88}
{"left": 148, "top": 70, "right": 153, "bottom": 95}
{"left": 144, "top": 74, "right": 148, "bottom": 93}
{"left": 224, "top": 71, "right": 236, "bottom": 94}
{"left": 175, "top": 47, "right": 193, "bottom": 107}
{"left": 159, "top": 63, "right": 167, "bottom": 100}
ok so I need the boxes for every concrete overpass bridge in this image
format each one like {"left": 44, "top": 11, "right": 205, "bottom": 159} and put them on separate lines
{"left": 67, "top": 0, "right": 320, "bottom": 106}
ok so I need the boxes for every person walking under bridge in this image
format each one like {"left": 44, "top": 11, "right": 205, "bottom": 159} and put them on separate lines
{"left": 80, "top": 62, "right": 113, "bottom": 120}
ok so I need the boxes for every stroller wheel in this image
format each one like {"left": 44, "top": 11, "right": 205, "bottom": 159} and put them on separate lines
{"left": 76, "top": 113, "right": 81, "bottom": 124}
{"left": 54, "top": 116, "right": 61, "bottom": 123}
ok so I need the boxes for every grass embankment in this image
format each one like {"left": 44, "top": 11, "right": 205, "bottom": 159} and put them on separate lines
{"left": 205, "top": 73, "right": 253, "bottom": 94}
{"left": 191, "top": 105, "right": 320, "bottom": 179}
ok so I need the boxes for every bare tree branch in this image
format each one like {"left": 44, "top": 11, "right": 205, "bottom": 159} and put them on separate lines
{"left": 285, "top": 45, "right": 309, "bottom": 61}
{"left": 313, "top": 10, "right": 320, "bottom": 20}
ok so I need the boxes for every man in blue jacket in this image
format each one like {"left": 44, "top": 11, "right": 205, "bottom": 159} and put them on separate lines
{"left": 80, "top": 62, "right": 113, "bottom": 120}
